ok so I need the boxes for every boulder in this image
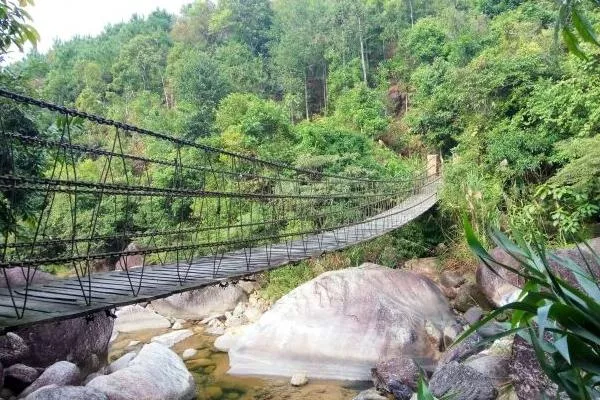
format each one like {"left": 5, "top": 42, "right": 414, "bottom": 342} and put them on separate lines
{"left": 0, "top": 267, "right": 54, "bottom": 289}
{"left": 214, "top": 326, "right": 250, "bottom": 352}
{"left": 228, "top": 264, "right": 458, "bottom": 380}
{"left": 113, "top": 305, "right": 170, "bottom": 333}
{"left": 115, "top": 243, "right": 144, "bottom": 271}
{"left": 20, "top": 361, "right": 81, "bottom": 398}
{"left": 0, "top": 333, "right": 30, "bottom": 367}
{"left": 509, "top": 335, "right": 561, "bottom": 399}
{"left": 150, "top": 284, "right": 249, "bottom": 320}
{"left": 3, "top": 363, "right": 39, "bottom": 393}
{"left": 429, "top": 361, "right": 497, "bottom": 400}
{"left": 452, "top": 283, "right": 492, "bottom": 312}
{"left": 438, "top": 332, "right": 484, "bottom": 366}
{"left": 404, "top": 258, "right": 439, "bottom": 283}
{"left": 13, "top": 312, "right": 113, "bottom": 373}
{"left": 463, "top": 307, "right": 483, "bottom": 325}
{"left": 372, "top": 357, "right": 419, "bottom": 400}
{"left": 477, "top": 238, "right": 600, "bottom": 307}
{"left": 464, "top": 355, "right": 510, "bottom": 388}
{"left": 290, "top": 373, "right": 308, "bottom": 386}
{"left": 86, "top": 343, "right": 195, "bottom": 400}
{"left": 181, "top": 349, "right": 197, "bottom": 360}
{"left": 440, "top": 271, "right": 466, "bottom": 288}
{"left": 24, "top": 385, "right": 108, "bottom": 400}
{"left": 106, "top": 352, "right": 136, "bottom": 374}
{"left": 150, "top": 330, "right": 193, "bottom": 348}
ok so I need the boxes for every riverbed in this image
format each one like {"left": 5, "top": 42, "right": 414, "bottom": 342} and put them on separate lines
{"left": 109, "top": 322, "right": 360, "bottom": 400}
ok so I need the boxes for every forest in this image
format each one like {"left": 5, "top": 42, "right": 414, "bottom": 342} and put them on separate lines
{"left": 1, "top": 0, "right": 600, "bottom": 271}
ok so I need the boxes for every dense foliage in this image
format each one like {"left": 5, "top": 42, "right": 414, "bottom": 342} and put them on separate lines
{"left": 462, "top": 220, "right": 600, "bottom": 399}
{"left": 2, "top": 0, "right": 599, "bottom": 266}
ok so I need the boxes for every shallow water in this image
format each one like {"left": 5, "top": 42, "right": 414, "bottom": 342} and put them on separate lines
{"left": 110, "top": 322, "right": 360, "bottom": 400}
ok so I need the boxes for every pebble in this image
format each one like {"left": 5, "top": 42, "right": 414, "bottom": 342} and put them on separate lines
{"left": 182, "top": 348, "right": 197, "bottom": 360}
{"left": 290, "top": 372, "right": 308, "bottom": 386}
{"left": 126, "top": 340, "right": 140, "bottom": 348}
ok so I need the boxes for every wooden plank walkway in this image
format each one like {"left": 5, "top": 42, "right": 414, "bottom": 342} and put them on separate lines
{"left": 0, "top": 179, "right": 439, "bottom": 332}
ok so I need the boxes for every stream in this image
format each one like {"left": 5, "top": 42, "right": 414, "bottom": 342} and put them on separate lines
{"left": 109, "top": 322, "right": 361, "bottom": 400}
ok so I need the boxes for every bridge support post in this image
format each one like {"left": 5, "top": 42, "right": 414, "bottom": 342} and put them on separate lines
{"left": 427, "top": 154, "right": 440, "bottom": 179}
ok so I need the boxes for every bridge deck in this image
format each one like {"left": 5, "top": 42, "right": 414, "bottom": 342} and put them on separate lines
{"left": 0, "top": 181, "right": 438, "bottom": 332}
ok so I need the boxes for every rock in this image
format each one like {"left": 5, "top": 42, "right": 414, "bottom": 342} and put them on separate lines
{"left": 453, "top": 283, "right": 492, "bottom": 312}
{"left": 243, "top": 306, "right": 263, "bottom": 323}
{"left": 20, "top": 361, "right": 81, "bottom": 398}
{"left": 0, "top": 387, "right": 13, "bottom": 399}
{"left": 214, "top": 326, "right": 250, "bottom": 352}
{"left": 464, "top": 355, "right": 510, "bottom": 388}
{"left": 125, "top": 341, "right": 139, "bottom": 348}
{"left": 372, "top": 357, "right": 418, "bottom": 400}
{"left": 476, "top": 238, "right": 600, "bottom": 307}
{"left": 477, "top": 321, "right": 505, "bottom": 338}
{"left": 106, "top": 352, "right": 136, "bottom": 374}
{"left": 181, "top": 349, "right": 197, "bottom": 360}
{"left": 0, "top": 333, "right": 30, "bottom": 367}
{"left": 429, "top": 361, "right": 497, "bottom": 400}
{"left": 150, "top": 330, "right": 193, "bottom": 348}
{"left": 290, "top": 373, "right": 308, "bottom": 386}
{"left": 464, "top": 307, "right": 483, "bottom": 325}
{"left": 113, "top": 305, "right": 170, "bottom": 333}
{"left": 232, "top": 303, "right": 246, "bottom": 318}
{"left": 438, "top": 332, "right": 484, "bottom": 366}
{"left": 3, "top": 364, "right": 39, "bottom": 393}
{"left": 404, "top": 257, "right": 439, "bottom": 283}
{"left": 24, "top": 385, "right": 108, "bottom": 400}
{"left": 115, "top": 243, "right": 144, "bottom": 271}
{"left": 86, "top": 343, "right": 195, "bottom": 400}
{"left": 509, "top": 335, "right": 561, "bottom": 399}
{"left": 229, "top": 264, "right": 458, "bottom": 380}
{"left": 151, "top": 285, "right": 249, "bottom": 320}
{"left": 440, "top": 271, "right": 466, "bottom": 288}
{"left": 353, "top": 388, "right": 388, "bottom": 400}
{"left": 0, "top": 268, "right": 54, "bottom": 289}
{"left": 83, "top": 372, "right": 103, "bottom": 386}
{"left": 224, "top": 315, "right": 247, "bottom": 328}
{"left": 171, "top": 320, "right": 185, "bottom": 330}
{"left": 13, "top": 311, "right": 113, "bottom": 373}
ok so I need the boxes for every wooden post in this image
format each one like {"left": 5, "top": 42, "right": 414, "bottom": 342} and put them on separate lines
{"left": 427, "top": 154, "right": 440, "bottom": 178}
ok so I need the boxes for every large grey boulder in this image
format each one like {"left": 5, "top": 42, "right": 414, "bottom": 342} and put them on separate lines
{"left": 20, "top": 361, "right": 81, "bottom": 398}
{"left": 0, "top": 267, "right": 54, "bottom": 289}
{"left": 150, "top": 284, "right": 250, "bottom": 320}
{"left": 509, "top": 335, "right": 561, "bottom": 399}
{"left": 24, "top": 385, "right": 108, "bottom": 400}
{"left": 113, "top": 305, "right": 170, "bottom": 333}
{"left": 477, "top": 238, "right": 600, "bottom": 307}
{"left": 430, "top": 361, "right": 497, "bottom": 400}
{"left": 115, "top": 243, "right": 144, "bottom": 271}
{"left": 13, "top": 311, "right": 113, "bottom": 373}
{"left": 86, "top": 343, "right": 195, "bottom": 400}
{"left": 228, "top": 264, "right": 458, "bottom": 380}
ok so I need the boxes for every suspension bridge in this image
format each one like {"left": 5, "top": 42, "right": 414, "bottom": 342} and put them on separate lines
{"left": 0, "top": 89, "right": 440, "bottom": 332}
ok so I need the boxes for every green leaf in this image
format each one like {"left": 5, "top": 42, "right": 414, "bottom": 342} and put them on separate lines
{"left": 562, "top": 27, "right": 588, "bottom": 60}
{"left": 571, "top": 6, "right": 600, "bottom": 47}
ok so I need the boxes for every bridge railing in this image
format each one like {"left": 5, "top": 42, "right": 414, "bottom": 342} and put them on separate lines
{"left": 0, "top": 88, "right": 439, "bottom": 313}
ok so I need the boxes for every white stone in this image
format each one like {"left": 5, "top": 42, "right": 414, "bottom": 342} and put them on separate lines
{"left": 214, "top": 326, "right": 250, "bottom": 352}
{"left": 171, "top": 319, "right": 185, "bottom": 330}
{"left": 290, "top": 373, "right": 308, "bottom": 386}
{"left": 181, "top": 349, "right": 197, "bottom": 360}
{"left": 126, "top": 341, "right": 140, "bottom": 348}
{"left": 114, "top": 305, "right": 171, "bottom": 333}
{"left": 228, "top": 264, "right": 457, "bottom": 381}
{"left": 150, "top": 329, "right": 193, "bottom": 348}
{"left": 86, "top": 343, "right": 195, "bottom": 400}
{"left": 232, "top": 302, "right": 246, "bottom": 317}
{"left": 243, "top": 306, "right": 263, "bottom": 322}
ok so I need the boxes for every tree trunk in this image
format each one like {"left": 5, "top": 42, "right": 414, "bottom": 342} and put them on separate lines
{"left": 323, "top": 62, "right": 328, "bottom": 115}
{"left": 359, "top": 17, "right": 368, "bottom": 86}
{"left": 304, "top": 70, "right": 310, "bottom": 121}
{"left": 408, "top": 0, "right": 414, "bottom": 27}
